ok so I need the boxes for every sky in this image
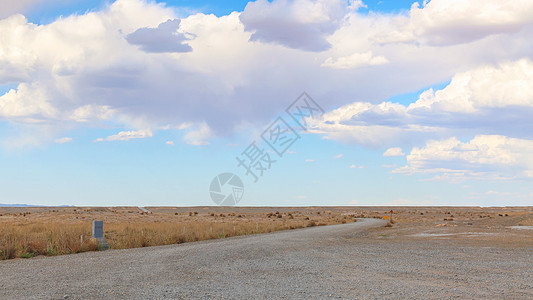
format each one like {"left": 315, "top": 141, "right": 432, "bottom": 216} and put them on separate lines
{"left": 1, "top": 0, "right": 533, "bottom": 207}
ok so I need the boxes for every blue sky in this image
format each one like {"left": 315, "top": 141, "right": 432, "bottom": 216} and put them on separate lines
{"left": 1, "top": 0, "right": 533, "bottom": 206}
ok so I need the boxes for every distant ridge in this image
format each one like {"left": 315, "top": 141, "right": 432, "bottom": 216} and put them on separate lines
{"left": 0, "top": 204, "right": 73, "bottom": 207}
{"left": 0, "top": 203, "right": 40, "bottom": 207}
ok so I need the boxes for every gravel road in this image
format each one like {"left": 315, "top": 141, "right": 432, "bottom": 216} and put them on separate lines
{"left": 1, "top": 218, "right": 532, "bottom": 299}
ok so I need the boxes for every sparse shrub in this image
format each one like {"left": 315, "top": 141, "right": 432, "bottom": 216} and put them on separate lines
{"left": 20, "top": 252, "right": 34, "bottom": 259}
{"left": 307, "top": 221, "right": 317, "bottom": 227}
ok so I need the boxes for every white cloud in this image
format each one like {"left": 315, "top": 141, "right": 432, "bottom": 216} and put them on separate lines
{"left": 322, "top": 51, "right": 388, "bottom": 69}
{"left": 394, "top": 135, "right": 533, "bottom": 180}
{"left": 183, "top": 122, "right": 212, "bottom": 146}
{"left": 408, "top": 59, "right": 533, "bottom": 113}
{"left": 54, "top": 137, "right": 72, "bottom": 144}
{"left": 0, "top": 82, "right": 57, "bottom": 121}
{"left": 126, "top": 19, "right": 192, "bottom": 53}
{"left": 376, "top": 0, "right": 533, "bottom": 46}
{"left": 383, "top": 147, "right": 404, "bottom": 157}
{"left": 305, "top": 159, "right": 315, "bottom": 162}
{"left": 334, "top": 153, "right": 343, "bottom": 159}
{"left": 95, "top": 129, "right": 153, "bottom": 142}
{"left": 240, "top": 0, "right": 354, "bottom": 51}
{"left": 310, "top": 59, "right": 533, "bottom": 147}
{"left": 70, "top": 105, "right": 114, "bottom": 122}
{"left": 1, "top": 0, "right": 533, "bottom": 149}
{"left": 349, "top": 164, "right": 356, "bottom": 168}
{"left": 165, "top": 140, "right": 174, "bottom": 145}
{"left": 0, "top": 0, "right": 43, "bottom": 19}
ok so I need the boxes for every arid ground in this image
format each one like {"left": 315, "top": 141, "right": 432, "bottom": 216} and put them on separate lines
{"left": 1, "top": 206, "right": 533, "bottom": 260}
{"left": 0, "top": 207, "right": 532, "bottom": 299}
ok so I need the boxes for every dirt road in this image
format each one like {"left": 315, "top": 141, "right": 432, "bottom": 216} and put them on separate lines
{"left": 1, "top": 218, "right": 531, "bottom": 299}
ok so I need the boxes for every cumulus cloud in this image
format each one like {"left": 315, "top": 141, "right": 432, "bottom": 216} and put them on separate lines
{"left": 126, "top": 19, "right": 192, "bottom": 53}
{"left": 310, "top": 59, "right": 533, "bottom": 147}
{"left": 0, "top": 82, "right": 57, "bottom": 121}
{"left": 95, "top": 129, "right": 153, "bottom": 142}
{"left": 0, "top": 0, "right": 43, "bottom": 19}
{"left": 383, "top": 147, "right": 404, "bottom": 157}
{"left": 240, "top": 0, "right": 356, "bottom": 51}
{"left": 182, "top": 122, "right": 212, "bottom": 146}
{"left": 322, "top": 51, "right": 388, "bottom": 69}
{"left": 1, "top": 0, "right": 533, "bottom": 149}
{"left": 376, "top": 0, "right": 533, "bottom": 46}
{"left": 394, "top": 135, "right": 533, "bottom": 180}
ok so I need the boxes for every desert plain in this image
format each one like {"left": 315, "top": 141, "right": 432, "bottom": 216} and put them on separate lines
{"left": 1, "top": 206, "right": 532, "bottom": 299}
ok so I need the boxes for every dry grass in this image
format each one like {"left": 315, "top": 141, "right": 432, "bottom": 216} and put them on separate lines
{"left": 4, "top": 205, "right": 531, "bottom": 260}
{"left": 0, "top": 223, "right": 98, "bottom": 260}
{"left": 104, "top": 220, "right": 310, "bottom": 249}
{"left": 0, "top": 207, "right": 355, "bottom": 260}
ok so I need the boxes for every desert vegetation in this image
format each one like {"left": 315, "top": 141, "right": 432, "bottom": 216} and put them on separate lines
{"left": 0, "top": 206, "right": 357, "bottom": 260}
{"left": 2, "top": 205, "right": 532, "bottom": 261}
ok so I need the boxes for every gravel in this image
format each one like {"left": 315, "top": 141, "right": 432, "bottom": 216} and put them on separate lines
{"left": 1, "top": 218, "right": 531, "bottom": 299}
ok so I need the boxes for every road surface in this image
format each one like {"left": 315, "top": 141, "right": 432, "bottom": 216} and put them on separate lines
{"left": 1, "top": 218, "right": 531, "bottom": 299}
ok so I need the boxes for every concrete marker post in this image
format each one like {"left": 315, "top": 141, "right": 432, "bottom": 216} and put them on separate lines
{"left": 92, "top": 220, "right": 109, "bottom": 250}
